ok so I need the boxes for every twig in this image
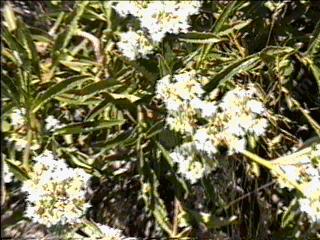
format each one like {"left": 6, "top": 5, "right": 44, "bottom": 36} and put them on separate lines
{"left": 172, "top": 197, "right": 180, "bottom": 237}
{"left": 74, "top": 30, "right": 104, "bottom": 65}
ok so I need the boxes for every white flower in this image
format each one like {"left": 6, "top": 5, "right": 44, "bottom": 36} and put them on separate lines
{"left": 224, "top": 117, "right": 246, "bottom": 137}
{"left": 170, "top": 142, "right": 210, "bottom": 183}
{"left": 156, "top": 71, "right": 208, "bottom": 135}
{"left": 301, "top": 178, "right": 320, "bottom": 199}
{"left": 6, "top": 135, "right": 28, "bottom": 151}
{"left": 246, "top": 99, "right": 266, "bottom": 115}
{"left": 218, "top": 85, "right": 269, "bottom": 138}
{"left": 298, "top": 179, "right": 320, "bottom": 223}
{"left": 22, "top": 151, "right": 91, "bottom": 227}
{"left": 231, "top": 137, "right": 247, "bottom": 154}
{"left": 166, "top": 113, "right": 195, "bottom": 135}
{"left": 96, "top": 223, "right": 125, "bottom": 240}
{"left": 3, "top": 161, "right": 14, "bottom": 183}
{"left": 139, "top": 1, "right": 201, "bottom": 42}
{"left": 193, "top": 128, "right": 217, "bottom": 156}
{"left": 182, "top": 161, "right": 206, "bottom": 184}
{"left": 250, "top": 118, "right": 268, "bottom": 136}
{"left": 277, "top": 165, "right": 301, "bottom": 189}
{"left": 117, "top": 30, "right": 154, "bottom": 60}
{"left": 298, "top": 197, "right": 320, "bottom": 224}
{"left": 190, "top": 98, "right": 217, "bottom": 118}
{"left": 10, "top": 108, "right": 25, "bottom": 128}
{"left": 112, "top": 1, "right": 201, "bottom": 42}
{"left": 272, "top": 148, "right": 320, "bottom": 223}
{"left": 45, "top": 115, "right": 63, "bottom": 131}
{"left": 111, "top": 1, "right": 147, "bottom": 18}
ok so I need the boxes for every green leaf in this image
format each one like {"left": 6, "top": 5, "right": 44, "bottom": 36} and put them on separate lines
{"left": 145, "top": 121, "right": 165, "bottom": 139}
{"left": 3, "top": 3, "right": 17, "bottom": 32}
{"left": 1, "top": 75, "right": 21, "bottom": 104}
{"left": 102, "top": 92, "right": 137, "bottom": 116}
{"left": 1, "top": 102, "right": 15, "bottom": 117}
{"left": 155, "top": 141, "right": 174, "bottom": 167}
{"left": 86, "top": 99, "right": 110, "bottom": 120}
{"left": 109, "top": 92, "right": 140, "bottom": 103}
{"left": 155, "top": 141, "right": 189, "bottom": 197}
{"left": 62, "top": 150, "right": 93, "bottom": 170}
{"left": 53, "top": 119, "right": 125, "bottom": 135}
{"left": 260, "top": 46, "right": 295, "bottom": 59}
{"left": 59, "top": 60, "right": 97, "bottom": 72}
{"left": 204, "top": 55, "right": 260, "bottom": 92}
{"left": 185, "top": 208, "right": 238, "bottom": 229}
{"left": 212, "top": 1, "right": 239, "bottom": 34}
{"left": 75, "top": 79, "right": 120, "bottom": 97}
{"left": 281, "top": 198, "right": 299, "bottom": 228}
{"left": 2, "top": 27, "right": 31, "bottom": 70}
{"left": 217, "top": 19, "right": 252, "bottom": 36}
{"left": 51, "top": 1, "right": 89, "bottom": 64}
{"left": 309, "top": 60, "right": 320, "bottom": 94}
{"left": 158, "top": 54, "right": 172, "bottom": 77}
{"left": 141, "top": 172, "right": 173, "bottom": 235}
{"left": 16, "top": 18, "right": 41, "bottom": 77}
{"left": 5, "top": 159, "right": 29, "bottom": 181}
{"left": 179, "top": 32, "right": 225, "bottom": 44}
{"left": 32, "top": 75, "right": 93, "bottom": 112}
{"left": 306, "top": 19, "right": 320, "bottom": 56}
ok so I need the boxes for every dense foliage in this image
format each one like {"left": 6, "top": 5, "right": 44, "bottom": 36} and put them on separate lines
{"left": 1, "top": 1, "right": 320, "bottom": 239}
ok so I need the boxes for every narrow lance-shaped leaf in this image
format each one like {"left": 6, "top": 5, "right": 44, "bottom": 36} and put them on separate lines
{"left": 179, "top": 32, "right": 225, "bottom": 44}
{"left": 155, "top": 141, "right": 189, "bottom": 196}
{"left": 86, "top": 98, "right": 111, "bottom": 121}
{"left": 16, "top": 18, "right": 41, "bottom": 77}
{"left": 2, "top": 27, "right": 31, "bottom": 70}
{"left": 32, "top": 75, "right": 93, "bottom": 113}
{"left": 212, "top": 1, "right": 239, "bottom": 34}
{"left": 71, "top": 79, "right": 120, "bottom": 97}
{"left": 309, "top": 60, "right": 320, "bottom": 95}
{"left": 1, "top": 75, "right": 20, "bottom": 103}
{"left": 281, "top": 198, "right": 299, "bottom": 228}
{"left": 217, "top": 19, "right": 252, "bottom": 37}
{"left": 53, "top": 119, "right": 125, "bottom": 135}
{"left": 5, "top": 159, "right": 29, "bottom": 181}
{"left": 3, "top": 3, "right": 17, "bottom": 32}
{"left": 184, "top": 208, "right": 238, "bottom": 229}
{"left": 204, "top": 55, "right": 260, "bottom": 93}
{"left": 52, "top": 1, "right": 89, "bottom": 64}
{"left": 260, "top": 46, "right": 295, "bottom": 59}
{"left": 306, "top": 19, "right": 320, "bottom": 56}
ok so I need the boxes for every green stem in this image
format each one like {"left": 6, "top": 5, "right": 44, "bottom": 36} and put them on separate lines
{"left": 22, "top": 128, "right": 32, "bottom": 169}
{"left": 242, "top": 150, "right": 305, "bottom": 195}
{"left": 271, "top": 143, "right": 320, "bottom": 165}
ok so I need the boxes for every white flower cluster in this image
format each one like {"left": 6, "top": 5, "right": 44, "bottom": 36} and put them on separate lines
{"left": 117, "top": 30, "right": 154, "bottom": 60}
{"left": 138, "top": 1, "right": 202, "bottom": 43}
{"left": 110, "top": 1, "right": 147, "bottom": 18}
{"left": 195, "top": 85, "right": 268, "bottom": 156}
{"left": 3, "top": 160, "right": 14, "bottom": 183}
{"left": 275, "top": 146, "right": 320, "bottom": 224}
{"left": 170, "top": 142, "right": 213, "bottom": 184}
{"left": 298, "top": 179, "right": 320, "bottom": 224}
{"left": 45, "top": 115, "right": 64, "bottom": 132}
{"left": 112, "top": 1, "right": 201, "bottom": 42}
{"left": 22, "top": 151, "right": 91, "bottom": 227}
{"left": 6, "top": 134, "right": 28, "bottom": 151}
{"left": 156, "top": 71, "right": 269, "bottom": 183}
{"left": 156, "top": 70, "right": 208, "bottom": 135}
{"left": 96, "top": 223, "right": 125, "bottom": 240}
{"left": 6, "top": 108, "right": 40, "bottom": 151}
{"left": 10, "top": 108, "right": 25, "bottom": 128}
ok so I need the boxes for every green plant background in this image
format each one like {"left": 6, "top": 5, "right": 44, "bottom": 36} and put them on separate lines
{"left": 1, "top": 1, "right": 319, "bottom": 239}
